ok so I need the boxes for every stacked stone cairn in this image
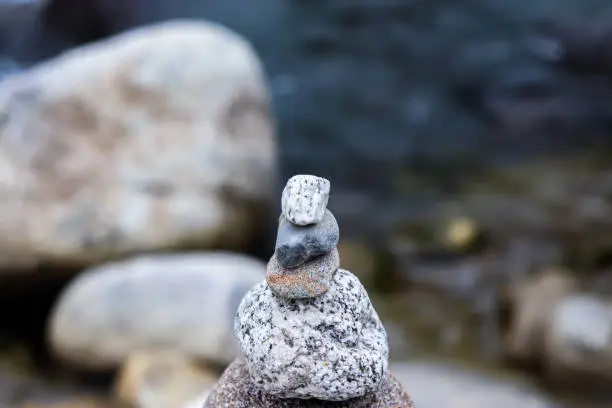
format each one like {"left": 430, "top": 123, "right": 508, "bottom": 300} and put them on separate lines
{"left": 205, "top": 175, "right": 415, "bottom": 407}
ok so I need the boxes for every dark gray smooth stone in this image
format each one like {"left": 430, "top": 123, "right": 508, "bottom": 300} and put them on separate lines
{"left": 275, "top": 209, "right": 339, "bottom": 269}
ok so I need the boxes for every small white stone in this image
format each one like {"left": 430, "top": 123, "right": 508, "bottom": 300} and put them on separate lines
{"left": 281, "top": 175, "right": 330, "bottom": 226}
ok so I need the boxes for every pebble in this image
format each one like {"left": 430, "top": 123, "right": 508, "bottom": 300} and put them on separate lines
{"left": 266, "top": 248, "right": 340, "bottom": 299}
{"left": 281, "top": 175, "right": 330, "bottom": 226}
{"left": 204, "top": 359, "right": 414, "bottom": 408}
{"left": 275, "top": 209, "right": 340, "bottom": 269}
{"left": 235, "top": 269, "right": 389, "bottom": 400}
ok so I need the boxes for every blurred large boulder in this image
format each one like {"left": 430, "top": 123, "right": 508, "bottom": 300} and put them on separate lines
{"left": 0, "top": 20, "right": 276, "bottom": 271}
{"left": 48, "top": 252, "right": 265, "bottom": 372}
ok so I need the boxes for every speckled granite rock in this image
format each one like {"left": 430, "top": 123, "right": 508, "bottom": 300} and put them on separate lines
{"left": 236, "top": 268, "right": 388, "bottom": 400}
{"left": 205, "top": 174, "right": 414, "bottom": 407}
{"left": 204, "top": 359, "right": 415, "bottom": 408}
{"left": 275, "top": 209, "right": 340, "bottom": 269}
{"left": 281, "top": 175, "right": 330, "bottom": 226}
{"left": 266, "top": 248, "right": 340, "bottom": 299}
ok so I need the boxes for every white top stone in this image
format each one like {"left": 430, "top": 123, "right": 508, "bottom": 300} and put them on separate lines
{"left": 234, "top": 269, "right": 389, "bottom": 401}
{"left": 281, "top": 175, "right": 330, "bottom": 226}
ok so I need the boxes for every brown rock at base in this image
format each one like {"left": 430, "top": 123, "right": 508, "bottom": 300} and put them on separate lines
{"left": 204, "top": 359, "right": 415, "bottom": 408}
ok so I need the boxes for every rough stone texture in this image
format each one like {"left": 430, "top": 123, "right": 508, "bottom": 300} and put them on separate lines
{"left": 204, "top": 359, "right": 414, "bottom": 408}
{"left": 236, "top": 269, "right": 388, "bottom": 400}
{"left": 275, "top": 209, "right": 339, "bottom": 269}
{"left": 0, "top": 20, "right": 276, "bottom": 272}
{"left": 266, "top": 248, "right": 340, "bottom": 299}
{"left": 49, "top": 252, "right": 265, "bottom": 371}
{"left": 281, "top": 175, "right": 330, "bottom": 226}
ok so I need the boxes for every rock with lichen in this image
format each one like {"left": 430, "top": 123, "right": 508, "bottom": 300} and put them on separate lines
{"left": 204, "top": 175, "right": 415, "bottom": 407}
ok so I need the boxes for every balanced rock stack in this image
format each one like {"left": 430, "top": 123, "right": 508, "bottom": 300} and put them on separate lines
{"left": 205, "top": 175, "right": 415, "bottom": 407}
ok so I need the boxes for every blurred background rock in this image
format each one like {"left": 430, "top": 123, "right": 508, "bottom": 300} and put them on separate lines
{"left": 0, "top": 0, "right": 611, "bottom": 407}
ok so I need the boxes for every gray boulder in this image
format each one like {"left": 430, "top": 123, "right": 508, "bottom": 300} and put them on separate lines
{"left": 48, "top": 252, "right": 266, "bottom": 371}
